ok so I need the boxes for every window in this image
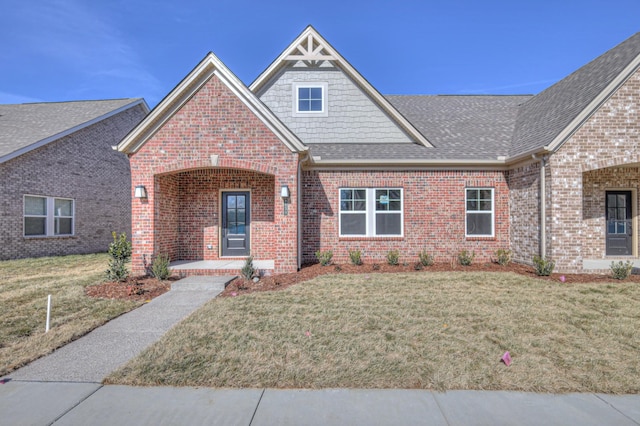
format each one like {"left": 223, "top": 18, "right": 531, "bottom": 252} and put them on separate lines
{"left": 293, "top": 82, "right": 327, "bottom": 116}
{"left": 24, "top": 195, "right": 74, "bottom": 237}
{"left": 465, "top": 188, "right": 494, "bottom": 237}
{"left": 339, "top": 188, "right": 403, "bottom": 237}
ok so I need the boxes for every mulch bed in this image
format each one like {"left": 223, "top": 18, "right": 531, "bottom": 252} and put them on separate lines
{"left": 87, "top": 261, "right": 640, "bottom": 302}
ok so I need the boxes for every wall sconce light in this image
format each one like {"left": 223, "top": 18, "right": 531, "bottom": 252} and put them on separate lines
{"left": 134, "top": 185, "right": 147, "bottom": 199}
{"left": 280, "top": 185, "right": 290, "bottom": 199}
{"left": 280, "top": 185, "right": 290, "bottom": 215}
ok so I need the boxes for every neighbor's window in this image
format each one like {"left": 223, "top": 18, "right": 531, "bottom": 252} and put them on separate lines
{"left": 339, "top": 188, "right": 403, "bottom": 237}
{"left": 24, "top": 195, "right": 74, "bottom": 237}
{"left": 465, "top": 188, "right": 494, "bottom": 237}
{"left": 293, "top": 82, "right": 328, "bottom": 116}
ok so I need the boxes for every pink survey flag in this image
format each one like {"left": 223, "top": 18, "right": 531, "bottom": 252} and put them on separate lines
{"left": 501, "top": 351, "right": 512, "bottom": 366}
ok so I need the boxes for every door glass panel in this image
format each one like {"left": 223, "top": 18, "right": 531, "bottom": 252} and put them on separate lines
{"left": 237, "top": 209, "right": 245, "bottom": 225}
{"left": 228, "top": 196, "right": 236, "bottom": 209}
{"left": 617, "top": 194, "right": 626, "bottom": 207}
{"left": 237, "top": 196, "right": 245, "bottom": 208}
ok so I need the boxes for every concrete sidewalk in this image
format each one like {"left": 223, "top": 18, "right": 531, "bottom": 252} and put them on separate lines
{"left": 1, "top": 382, "right": 639, "bottom": 425}
{"left": 5, "top": 275, "right": 231, "bottom": 382}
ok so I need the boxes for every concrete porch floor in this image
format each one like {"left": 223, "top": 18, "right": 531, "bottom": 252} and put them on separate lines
{"left": 170, "top": 259, "right": 275, "bottom": 271}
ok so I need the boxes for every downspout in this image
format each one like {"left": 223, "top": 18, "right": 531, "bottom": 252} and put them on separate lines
{"left": 533, "top": 154, "right": 547, "bottom": 258}
{"left": 297, "top": 152, "right": 311, "bottom": 270}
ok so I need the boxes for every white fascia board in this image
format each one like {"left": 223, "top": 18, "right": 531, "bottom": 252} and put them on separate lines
{"left": 1, "top": 99, "right": 148, "bottom": 165}
{"left": 307, "top": 158, "right": 507, "bottom": 171}
{"left": 118, "top": 53, "right": 306, "bottom": 154}
{"left": 546, "top": 56, "right": 640, "bottom": 153}
{"left": 249, "top": 26, "right": 433, "bottom": 148}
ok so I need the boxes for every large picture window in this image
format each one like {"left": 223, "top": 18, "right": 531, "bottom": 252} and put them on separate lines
{"left": 339, "top": 188, "right": 403, "bottom": 237}
{"left": 465, "top": 188, "right": 494, "bottom": 237}
{"left": 24, "top": 195, "right": 74, "bottom": 237}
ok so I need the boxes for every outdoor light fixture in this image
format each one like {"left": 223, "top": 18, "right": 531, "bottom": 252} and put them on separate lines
{"left": 280, "top": 185, "right": 290, "bottom": 199}
{"left": 134, "top": 185, "right": 147, "bottom": 199}
{"left": 281, "top": 185, "right": 290, "bottom": 215}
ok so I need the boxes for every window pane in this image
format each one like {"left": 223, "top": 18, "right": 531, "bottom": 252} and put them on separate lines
{"left": 237, "top": 209, "right": 245, "bottom": 225}
{"left": 353, "top": 201, "right": 366, "bottom": 211}
{"left": 389, "top": 200, "right": 401, "bottom": 211}
{"left": 237, "top": 196, "right": 245, "bottom": 208}
{"left": 341, "top": 213, "right": 366, "bottom": 235}
{"left": 607, "top": 208, "right": 616, "bottom": 220}
{"left": 25, "top": 196, "right": 46, "bottom": 215}
{"left": 466, "top": 189, "right": 477, "bottom": 201}
{"left": 479, "top": 200, "right": 492, "bottom": 211}
{"left": 340, "top": 189, "right": 351, "bottom": 200}
{"left": 389, "top": 189, "right": 401, "bottom": 200}
{"left": 467, "top": 213, "right": 492, "bottom": 235}
{"left": 375, "top": 189, "right": 387, "bottom": 199}
{"left": 25, "top": 217, "right": 46, "bottom": 236}
{"left": 298, "top": 87, "right": 310, "bottom": 99}
{"left": 55, "top": 218, "right": 72, "bottom": 235}
{"left": 617, "top": 194, "right": 626, "bottom": 207}
{"left": 310, "top": 100, "right": 322, "bottom": 111}
{"left": 376, "top": 213, "right": 401, "bottom": 235}
{"left": 228, "top": 196, "right": 236, "bottom": 208}
{"left": 354, "top": 189, "right": 366, "bottom": 200}
{"left": 298, "top": 99, "right": 308, "bottom": 111}
{"left": 467, "top": 200, "right": 478, "bottom": 211}
{"left": 228, "top": 210, "right": 236, "bottom": 224}
{"left": 617, "top": 208, "right": 626, "bottom": 220}
{"left": 310, "top": 87, "right": 322, "bottom": 99}
{"left": 341, "top": 200, "right": 352, "bottom": 211}
{"left": 480, "top": 189, "right": 492, "bottom": 200}
{"left": 54, "top": 199, "right": 73, "bottom": 216}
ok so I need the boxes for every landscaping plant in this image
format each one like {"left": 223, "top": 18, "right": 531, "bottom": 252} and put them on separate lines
{"left": 458, "top": 250, "right": 475, "bottom": 266}
{"left": 106, "top": 232, "right": 132, "bottom": 282}
{"left": 241, "top": 255, "right": 256, "bottom": 280}
{"left": 386, "top": 249, "right": 400, "bottom": 266}
{"left": 348, "top": 248, "right": 363, "bottom": 265}
{"left": 151, "top": 253, "right": 172, "bottom": 280}
{"left": 533, "top": 255, "right": 555, "bottom": 276}
{"left": 418, "top": 250, "right": 434, "bottom": 267}
{"left": 494, "top": 249, "right": 512, "bottom": 266}
{"left": 610, "top": 260, "right": 634, "bottom": 280}
{"left": 315, "top": 250, "right": 333, "bottom": 266}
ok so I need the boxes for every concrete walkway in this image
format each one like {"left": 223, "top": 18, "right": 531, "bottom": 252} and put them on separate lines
{"left": 2, "top": 275, "right": 640, "bottom": 425}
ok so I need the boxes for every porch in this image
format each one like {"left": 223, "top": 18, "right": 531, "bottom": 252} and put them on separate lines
{"left": 170, "top": 259, "right": 275, "bottom": 277}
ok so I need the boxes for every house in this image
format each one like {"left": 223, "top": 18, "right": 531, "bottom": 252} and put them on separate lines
{"left": 0, "top": 99, "right": 148, "bottom": 260}
{"left": 117, "top": 27, "right": 640, "bottom": 275}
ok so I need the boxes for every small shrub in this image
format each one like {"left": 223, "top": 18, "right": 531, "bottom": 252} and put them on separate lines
{"left": 106, "top": 232, "right": 132, "bottom": 282}
{"left": 241, "top": 256, "right": 256, "bottom": 280}
{"left": 533, "top": 255, "right": 555, "bottom": 276}
{"left": 494, "top": 249, "right": 512, "bottom": 266}
{"left": 418, "top": 250, "right": 434, "bottom": 267}
{"left": 315, "top": 250, "right": 333, "bottom": 266}
{"left": 386, "top": 249, "right": 399, "bottom": 266}
{"left": 151, "top": 253, "right": 171, "bottom": 280}
{"left": 414, "top": 262, "right": 423, "bottom": 271}
{"left": 348, "top": 249, "right": 363, "bottom": 266}
{"left": 610, "top": 260, "right": 634, "bottom": 280}
{"left": 372, "top": 263, "right": 380, "bottom": 270}
{"left": 458, "top": 250, "right": 475, "bottom": 266}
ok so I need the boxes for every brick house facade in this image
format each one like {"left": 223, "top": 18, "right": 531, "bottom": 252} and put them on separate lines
{"left": 0, "top": 99, "right": 148, "bottom": 260}
{"left": 119, "top": 27, "right": 640, "bottom": 275}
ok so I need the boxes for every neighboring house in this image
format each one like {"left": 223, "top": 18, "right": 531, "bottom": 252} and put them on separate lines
{"left": 117, "top": 27, "right": 640, "bottom": 275}
{"left": 0, "top": 99, "right": 148, "bottom": 260}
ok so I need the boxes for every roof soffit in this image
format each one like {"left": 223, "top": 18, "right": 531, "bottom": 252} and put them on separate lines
{"left": 250, "top": 25, "right": 433, "bottom": 147}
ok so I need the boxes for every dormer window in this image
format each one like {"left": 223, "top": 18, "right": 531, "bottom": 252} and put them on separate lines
{"left": 293, "top": 82, "right": 328, "bottom": 117}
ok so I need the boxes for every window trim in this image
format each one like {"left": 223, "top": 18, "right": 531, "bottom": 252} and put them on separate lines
{"left": 465, "top": 187, "right": 494, "bottom": 237}
{"left": 339, "top": 188, "right": 404, "bottom": 237}
{"left": 292, "top": 82, "right": 328, "bottom": 117}
{"left": 24, "top": 195, "right": 75, "bottom": 237}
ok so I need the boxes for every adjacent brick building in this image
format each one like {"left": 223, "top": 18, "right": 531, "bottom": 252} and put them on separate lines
{"left": 0, "top": 99, "right": 148, "bottom": 260}
{"left": 118, "top": 27, "right": 640, "bottom": 274}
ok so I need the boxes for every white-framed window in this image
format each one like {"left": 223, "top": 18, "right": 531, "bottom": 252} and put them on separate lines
{"left": 24, "top": 195, "right": 74, "bottom": 237}
{"left": 465, "top": 188, "right": 494, "bottom": 237}
{"left": 293, "top": 82, "right": 328, "bottom": 116}
{"left": 339, "top": 188, "right": 403, "bottom": 237}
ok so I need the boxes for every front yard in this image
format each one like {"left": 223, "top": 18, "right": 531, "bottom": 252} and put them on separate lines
{"left": 0, "top": 254, "right": 140, "bottom": 376}
{"left": 107, "top": 271, "right": 640, "bottom": 393}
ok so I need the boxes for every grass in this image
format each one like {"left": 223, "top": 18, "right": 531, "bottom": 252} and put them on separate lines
{"left": 107, "top": 272, "right": 640, "bottom": 393}
{"left": 0, "top": 253, "right": 140, "bottom": 376}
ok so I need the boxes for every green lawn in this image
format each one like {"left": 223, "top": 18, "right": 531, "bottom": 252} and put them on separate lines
{"left": 107, "top": 272, "right": 640, "bottom": 393}
{"left": 0, "top": 254, "right": 139, "bottom": 376}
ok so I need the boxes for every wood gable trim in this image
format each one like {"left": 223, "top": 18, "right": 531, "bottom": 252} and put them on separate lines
{"left": 117, "top": 53, "right": 307, "bottom": 154}
{"left": 249, "top": 25, "right": 433, "bottom": 148}
{"left": 545, "top": 55, "right": 640, "bottom": 153}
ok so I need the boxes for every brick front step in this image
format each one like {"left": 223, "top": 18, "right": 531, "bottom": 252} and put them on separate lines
{"left": 169, "top": 259, "right": 275, "bottom": 278}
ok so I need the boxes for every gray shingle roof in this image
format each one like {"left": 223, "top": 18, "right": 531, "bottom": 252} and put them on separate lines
{"left": 310, "top": 95, "right": 531, "bottom": 161}
{"left": 0, "top": 99, "right": 141, "bottom": 161}
{"left": 511, "top": 32, "right": 640, "bottom": 156}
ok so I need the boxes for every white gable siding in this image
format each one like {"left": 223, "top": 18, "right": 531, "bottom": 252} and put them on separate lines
{"left": 256, "top": 63, "right": 413, "bottom": 144}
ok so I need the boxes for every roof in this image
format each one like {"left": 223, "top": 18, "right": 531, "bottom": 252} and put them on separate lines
{"left": 511, "top": 32, "right": 640, "bottom": 157}
{"left": 309, "top": 95, "right": 530, "bottom": 164}
{"left": 0, "top": 99, "right": 147, "bottom": 164}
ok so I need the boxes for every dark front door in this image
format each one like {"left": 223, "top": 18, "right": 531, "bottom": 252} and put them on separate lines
{"left": 606, "top": 191, "right": 632, "bottom": 256}
{"left": 222, "top": 191, "right": 250, "bottom": 257}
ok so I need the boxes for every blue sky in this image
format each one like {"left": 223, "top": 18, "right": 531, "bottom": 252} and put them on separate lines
{"left": 1, "top": 0, "right": 638, "bottom": 108}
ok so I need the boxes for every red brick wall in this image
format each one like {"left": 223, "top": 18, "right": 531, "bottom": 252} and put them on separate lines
{"left": 301, "top": 169, "right": 510, "bottom": 265}
{"left": 129, "top": 74, "right": 299, "bottom": 274}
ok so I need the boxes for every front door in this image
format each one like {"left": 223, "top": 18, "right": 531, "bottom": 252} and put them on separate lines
{"left": 606, "top": 191, "right": 632, "bottom": 256}
{"left": 221, "top": 191, "right": 250, "bottom": 257}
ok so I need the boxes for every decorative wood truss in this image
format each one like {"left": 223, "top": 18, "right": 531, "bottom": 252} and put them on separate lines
{"left": 285, "top": 33, "right": 336, "bottom": 65}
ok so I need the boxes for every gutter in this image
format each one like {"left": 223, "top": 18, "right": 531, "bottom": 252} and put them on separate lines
{"left": 532, "top": 154, "right": 548, "bottom": 258}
